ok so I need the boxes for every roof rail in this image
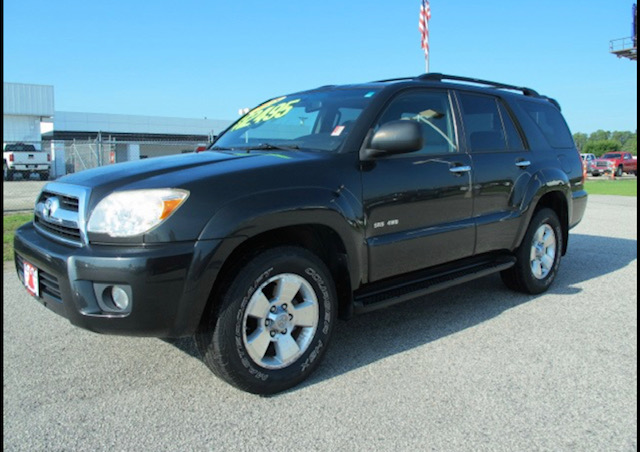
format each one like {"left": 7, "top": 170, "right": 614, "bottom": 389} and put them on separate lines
{"left": 416, "top": 73, "right": 540, "bottom": 97}
{"left": 372, "top": 76, "right": 416, "bottom": 83}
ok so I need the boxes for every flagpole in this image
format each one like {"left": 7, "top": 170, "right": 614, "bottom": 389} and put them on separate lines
{"left": 419, "top": 0, "right": 431, "bottom": 74}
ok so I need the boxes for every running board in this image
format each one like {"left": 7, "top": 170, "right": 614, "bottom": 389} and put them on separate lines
{"left": 353, "top": 255, "right": 516, "bottom": 314}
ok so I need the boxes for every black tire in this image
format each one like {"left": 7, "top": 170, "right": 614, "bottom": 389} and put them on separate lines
{"left": 3, "top": 163, "right": 14, "bottom": 181}
{"left": 40, "top": 172, "right": 49, "bottom": 181}
{"left": 196, "top": 246, "right": 337, "bottom": 395}
{"left": 615, "top": 165, "right": 623, "bottom": 177}
{"left": 501, "top": 208, "right": 563, "bottom": 294}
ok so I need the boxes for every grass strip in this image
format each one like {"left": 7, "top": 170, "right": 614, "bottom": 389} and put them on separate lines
{"left": 3, "top": 214, "right": 32, "bottom": 262}
{"left": 584, "top": 178, "right": 637, "bottom": 196}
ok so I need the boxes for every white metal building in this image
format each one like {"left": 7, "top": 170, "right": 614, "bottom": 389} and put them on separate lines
{"left": 50, "top": 111, "right": 230, "bottom": 138}
{"left": 3, "top": 82, "right": 55, "bottom": 149}
{"left": 4, "top": 81, "right": 235, "bottom": 178}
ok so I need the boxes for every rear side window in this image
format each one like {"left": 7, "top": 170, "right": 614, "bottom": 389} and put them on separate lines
{"left": 498, "top": 102, "right": 525, "bottom": 151}
{"left": 519, "top": 100, "right": 574, "bottom": 149}
{"left": 458, "top": 93, "right": 524, "bottom": 152}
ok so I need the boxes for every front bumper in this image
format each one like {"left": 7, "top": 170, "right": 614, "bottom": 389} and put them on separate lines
{"left": 14, "top": 222, "right": 223, "bottom": 337}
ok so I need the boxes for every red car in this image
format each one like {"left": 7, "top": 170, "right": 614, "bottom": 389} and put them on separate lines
{"left": 592, "top": 152, "right": 637, "bottom": 177}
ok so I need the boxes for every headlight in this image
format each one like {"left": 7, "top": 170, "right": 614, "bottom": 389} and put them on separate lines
{"left": 87, "top": 189, "right": 189, "bottom": 237}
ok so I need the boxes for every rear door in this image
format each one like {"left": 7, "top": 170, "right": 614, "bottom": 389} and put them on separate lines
{"left": 623, "top": 152, "right": 637, "bottom": 173}
{"left": 454, "top": 91, "right": 532, "bottom": 255}
{"left": 361, "top": 89, "right": 475, "bottom": 282}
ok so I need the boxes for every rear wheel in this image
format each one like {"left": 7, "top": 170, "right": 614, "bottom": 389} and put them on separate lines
{"left": 501, "top": 208, "right": 563, "bottom": 294}
{"left": 3, "top": 163, "right": 14, "bottom": 181}
{"left": 196, "top": 246, "right": 337, "bottom": 394}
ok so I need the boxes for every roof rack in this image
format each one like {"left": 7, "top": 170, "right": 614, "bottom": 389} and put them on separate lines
{"left": 373, "top": 76, "right": 416, "bottom": 83}
{"left": 416, "top": 73, "right": 540, "bottom": 97}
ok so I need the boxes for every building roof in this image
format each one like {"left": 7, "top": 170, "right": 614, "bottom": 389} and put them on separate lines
{"left": 51, "top": 111, "right": 233, "bottom": 136}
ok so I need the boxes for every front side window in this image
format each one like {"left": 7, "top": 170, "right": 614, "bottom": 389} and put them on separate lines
{"left": 373, "top": 90, "right": 457, "bottom": 155}
{"left": 214, "top": 88, "right": 380, "bottom": 152}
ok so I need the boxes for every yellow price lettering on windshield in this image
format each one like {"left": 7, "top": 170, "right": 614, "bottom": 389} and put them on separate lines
{"left": 231, "top": 98, "right": 301, "bottom": 131}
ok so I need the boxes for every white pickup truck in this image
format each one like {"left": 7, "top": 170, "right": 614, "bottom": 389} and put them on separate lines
{"left": 3, "top": 143, "right": 50, "bottom": 181}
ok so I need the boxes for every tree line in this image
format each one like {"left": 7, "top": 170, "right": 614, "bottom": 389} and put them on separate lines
{"left": 573, "top": 130, "right": 637, "bottom": 156}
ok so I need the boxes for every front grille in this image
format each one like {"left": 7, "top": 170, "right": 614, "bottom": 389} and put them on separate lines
{"left": 34, "top": 216, "right": 82, "bottom": 241}
{"left": 33, "top": 183, "right": 89, "bottom": 247}
{"left": 595, "top": 161, "right": 610, "bottom": 168}
{"left": 39, "top": 192, "right": 79, "bottom": 211}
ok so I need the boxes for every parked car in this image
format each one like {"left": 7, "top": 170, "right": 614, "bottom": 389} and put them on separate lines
{"left": 580, "top": 153, "right": 602, "bottom": 176}
{"left": 14, "top": 73, "right": 588, "bottom": 394}
{"left": 593, "top": 152, "right": 637, "bottom": 177}
{"left": 3, "top": 143, "right": 50, "bottom": 181}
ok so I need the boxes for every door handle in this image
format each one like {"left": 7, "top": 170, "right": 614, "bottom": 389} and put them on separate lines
{"left": 449, "top": 165, "right": 471, "bottom": 174}
{"left": 515, "top": 160, "right": 531, "bottom": 168}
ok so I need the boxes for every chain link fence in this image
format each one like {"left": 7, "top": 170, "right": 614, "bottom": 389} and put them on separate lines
{"left": 3, "top": 137, "right": 211, "bottom": 212}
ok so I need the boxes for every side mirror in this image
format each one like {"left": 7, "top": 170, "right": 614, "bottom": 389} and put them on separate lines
{"left": 362, "top": 120, "right": 423, "bottom": 159}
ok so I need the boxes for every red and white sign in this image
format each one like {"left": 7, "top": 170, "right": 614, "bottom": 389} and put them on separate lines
{"left": 23, "top": 261, "right": 39, "bottom": 297}
{"left": 331, "top": 125, "right": 345, "bottom": 137}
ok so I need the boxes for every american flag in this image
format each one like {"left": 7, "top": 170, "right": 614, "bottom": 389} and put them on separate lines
{"left": 419, "top": 0, "right": 432, "bottom": 66}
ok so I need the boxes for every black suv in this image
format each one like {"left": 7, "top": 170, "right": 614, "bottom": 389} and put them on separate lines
{"left": 14, "top": 73, "right": 588, "bottom": 394}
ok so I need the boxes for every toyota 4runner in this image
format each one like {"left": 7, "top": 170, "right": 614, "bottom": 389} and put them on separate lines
{"left": 14, "top": 73, "right": 588, "bottom": 394}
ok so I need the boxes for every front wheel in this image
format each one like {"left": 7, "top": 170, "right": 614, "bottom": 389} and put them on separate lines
{"left": 501, "top": 208, "right": 563, "bottom": 294}
{"left": 615, "top": 165, "right": 623, "bottom": 177}
{"left": 196, "top": 246, "right": 337, "bottom": 394}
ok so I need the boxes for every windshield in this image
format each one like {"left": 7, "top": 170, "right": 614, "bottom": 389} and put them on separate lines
{"left": 214, "top": 88, "right": 380, "bottom": 152}
{"left": 602, "top": 153, "right": 622, "bottom": 159}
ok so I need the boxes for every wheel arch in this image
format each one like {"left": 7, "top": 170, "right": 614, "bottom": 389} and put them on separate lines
{"left": 533, "top": 191, "right": 569, "bottom": 255}
{"left": 201, "top": 223, "right": 355, "bottom": 329}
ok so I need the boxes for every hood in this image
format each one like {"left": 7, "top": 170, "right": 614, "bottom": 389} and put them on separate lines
{"left": 58, "top": 151, "right": 253, "bottom": 188}
{"left": 57, "top": 150, "right": 316, "bottom": 192}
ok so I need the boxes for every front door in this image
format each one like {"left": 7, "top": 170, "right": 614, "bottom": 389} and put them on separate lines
{"left": 361, "top": 89, "right": 475, "bottom": 282}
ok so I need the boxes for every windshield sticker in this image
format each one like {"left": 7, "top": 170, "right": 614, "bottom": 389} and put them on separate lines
{"left": 331, "top": 125, "right": 345, "bottom": 136}
{"left": 231, "top": 97, "right": 301, "bottom": 131}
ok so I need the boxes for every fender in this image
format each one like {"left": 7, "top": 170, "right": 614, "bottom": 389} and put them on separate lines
{"left": 512, "top": 166, "right": 572, "bottom": 251}
{"left": 198, "top": 186, "right": 366, "bottom": 290}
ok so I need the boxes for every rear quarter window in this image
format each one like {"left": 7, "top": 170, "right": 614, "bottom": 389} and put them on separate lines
{"left": 518, "top": 100, "right": 574, "bottom": 149}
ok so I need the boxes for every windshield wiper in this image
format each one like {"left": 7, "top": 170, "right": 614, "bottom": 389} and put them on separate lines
{"left": 239, "top": 143, "right": 300, "bottom": 151}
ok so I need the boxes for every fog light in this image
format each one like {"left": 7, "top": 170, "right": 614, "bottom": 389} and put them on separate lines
{"left": 111, "top": 285, "right": 130, "bottom": 311}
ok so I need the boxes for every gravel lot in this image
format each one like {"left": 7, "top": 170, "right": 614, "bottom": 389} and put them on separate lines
{"left": 3, "top": 195, "right": 637, "bottom": 451}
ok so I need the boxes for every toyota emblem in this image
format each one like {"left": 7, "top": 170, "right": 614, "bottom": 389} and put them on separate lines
{"left": 43, "top": 197, "right": 59, "bottom": 220}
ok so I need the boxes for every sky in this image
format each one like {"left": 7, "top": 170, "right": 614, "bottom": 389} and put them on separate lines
{"left": 3, "top": 0, "right": 638, "bottom": 134}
